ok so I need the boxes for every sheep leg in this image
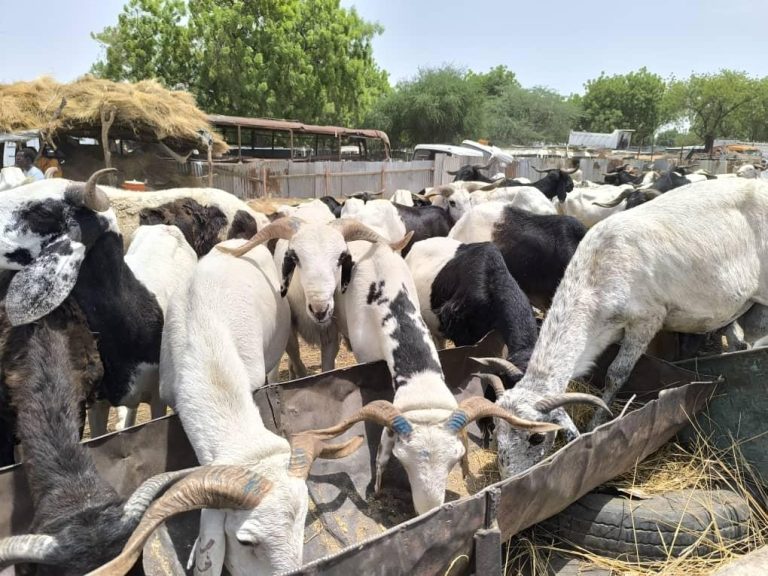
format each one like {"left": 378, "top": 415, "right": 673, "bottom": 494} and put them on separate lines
{"left": 266, "top": 363, "right": 281, "bottom": 384}
{"left": 88, "top": 399, "right": 111, "bottom": 437}
{"left": 286, "top": 330, "right": 308, "bottom": 380}
{"left": 320, "top": 332, "right": 340, "bottom": 373}
{"left": 590, "top": 319, "right": 662, "bottom": 429}
{"left": 115, "top": 406, "right": 136, "bottom": 431}
{"left": 374, "top": 429, "right": 396, "bottom": 494}
{"left": 150, "top": 390, "right": 167, "bottom": 420}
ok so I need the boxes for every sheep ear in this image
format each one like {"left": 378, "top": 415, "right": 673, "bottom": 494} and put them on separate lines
{"left": 187, "top": 510, "right": 226, "bottom": 576}
{"left": 6, "top": 237, "right": 85, "bottom": 326}
{"left": 340, "top": 251, "right": 354, "bottom": 293}
{"left": 280, "top": 250, "right": 298, "bottom": 298}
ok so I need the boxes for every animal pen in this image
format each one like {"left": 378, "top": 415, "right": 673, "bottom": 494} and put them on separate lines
{"left": 2, "top": 331, "right": 766, "bottom": 575}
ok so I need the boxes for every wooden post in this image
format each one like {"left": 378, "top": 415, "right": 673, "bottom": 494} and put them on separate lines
{"left": 237, "top": 125, "right": 242, "bottom": 163}
{"left": 100, "top": 107, "right": 116, "bottom": 184}
{"left": 380, "top": 162, "right": 386, "bottom": 193}
{"left": 207, "top": 144, "right": 213, "bottom": 188}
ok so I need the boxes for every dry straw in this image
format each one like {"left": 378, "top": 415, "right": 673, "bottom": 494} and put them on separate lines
{"left": 504, "top": 425, "right": 768, "bottom": 575}
{"left": 0, "top": 76, "right": 227, "bottom": 154}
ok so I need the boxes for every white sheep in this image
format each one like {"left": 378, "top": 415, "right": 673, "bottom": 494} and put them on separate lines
{"left": 487, "top": 178, "right": 768, "bottom": 479}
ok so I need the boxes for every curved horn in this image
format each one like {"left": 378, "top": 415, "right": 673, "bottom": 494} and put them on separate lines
{"left": 288, "top": 434, "right": 365, "bottom": 479}
{"left": 216, "top": 216, "right": 303, "bottom": 258}
{"left": 0, "top": 534, "right": 61, "bottom": 568}
{"left": 44, "top": 166, "right": 60, "bottom": 179}
{"left": 330, "top": 219, "right": 406, "bottom": 249}
{"left": 424, "top": 185, "right": 455, "bottom": 199}
{"left": 470, "top": 178, "right": 505, "bottom": 192}
{"left": 602, "top": 171, "right": 618, "bottom": 176}
{"left": 473, "top": 372, "right": 506, "bottom": 399}
{"left": 69, "top": 168, "right": 116, "bottom": 212}
{"left": 593, "top": 189, "right": 634, "bottom": 208}
{"left": 531, "top": 166, "right": 553, "bottom": 173}
{"left": 371, "top": 191, "right": 384, "bottom": 196}
{"left": 469, "top": 357, "right": 523, "bottom": 383}
{"left": 447, "top": 169, "right": 460, "bottom": 175}
{"left": 560, "top": 167, "right": 579, "bottom": 174}
{"left": 121, "top": 467, "right": 199, "bottom": 524}
{"left": 447, "top": 396, "right": 560, "bottom": 434}
{"left": 300, "top": 399, "right": 414, "bottom": 439}
{"left": 534, "top": 393, "right": 612, "bottom": 416}
{"left": 88, "top": 466, "right": 273, "bottom": 576}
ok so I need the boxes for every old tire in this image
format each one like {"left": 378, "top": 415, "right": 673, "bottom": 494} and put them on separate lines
{"left": 540, "top": 489, "right": 750, "bottom": 561}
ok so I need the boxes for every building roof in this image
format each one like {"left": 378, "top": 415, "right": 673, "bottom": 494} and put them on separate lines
{"left": 207, "top": 114, "right": 390, "bottom": 148}
{"left": 568, "top": 129, "right": 635, "bottom": 149}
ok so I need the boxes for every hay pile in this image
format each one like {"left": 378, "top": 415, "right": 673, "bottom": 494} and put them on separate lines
{"left": 0, "top": 76, "right": 227, "bottom": 155}
{"left": 505, "top": 432, "right": 768, "bottom": 576}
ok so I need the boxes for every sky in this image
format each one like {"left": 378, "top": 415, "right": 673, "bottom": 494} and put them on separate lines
{"left": 2, "top": 0, "right": 767, "bottom": 96}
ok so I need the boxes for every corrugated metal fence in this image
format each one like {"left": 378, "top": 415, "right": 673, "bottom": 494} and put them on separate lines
{"left": 195, "top": 156, "right": 741, "bottom": 200}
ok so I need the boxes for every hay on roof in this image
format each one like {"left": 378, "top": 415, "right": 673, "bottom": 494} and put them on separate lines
{"left": 0, "top": 76, "right": 228, "bottom": 155}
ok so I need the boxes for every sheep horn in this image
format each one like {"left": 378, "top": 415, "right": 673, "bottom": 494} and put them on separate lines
{"left": 67, "top": 168, "right": 116, "bottom": 212}
{"left": 87, "top": 466, "right": 272, "bottom": 576}
{"left": 472, "top": 372, "right": 506, "bottom": 399}
{"left": 216, "top": 216, "right": 303, "bottom": 257}
{"left": 445, "top": 396, "right": 561, "bottom": 434}
{"left": 0, "top": 534, "right": 61, "bottom": 568}
{"left": 298, "top": 399, "right": 414, "bottom": 439}
{"left": 469, "top": 357, "right": 523, "bottom": 383}
{"left": 121, "top": 467, "right": 200, "bottom": 524}
{"left": 473, "top": 178, "right": 505, "bottom": 192}
{"left": 534, "top": 393, "right": 612, "bottom": 415}
{"left": 593, "top": 189, "right": 634, "bottom": 208}
{"left": 44, "top": 166, "right": 60, "bottom": 178}
{"left": 371, "top": 191, "right": 384, "bottom": 196}
{"left": 447, "top": 169, "right": 460, "bottom": 175}
{"left": 330, "top": 219, "right": 409, "bottom": 250}
{"left": 560, "top": 167, "right": 579, "bottom": 174}
{"left": 531, "top": 166, "right": 552, "bottom": 173}
{"left": 424, "top": 185, "right": 455, "bottom": 198}
{"left": 287, "top": 434, "right": 365, "bottom": 479}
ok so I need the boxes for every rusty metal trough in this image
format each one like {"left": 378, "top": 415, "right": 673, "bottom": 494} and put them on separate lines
{"left": 0, "top": 334, "right": 718, "bottom": 575}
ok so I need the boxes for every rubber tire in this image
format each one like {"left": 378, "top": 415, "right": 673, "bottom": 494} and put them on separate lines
{"left": 540, "top": 489, "right": 750, "bottom": 561}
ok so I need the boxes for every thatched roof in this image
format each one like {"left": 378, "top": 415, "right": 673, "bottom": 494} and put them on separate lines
{"left": 0, "top": 76, "right": 228, "bottom": 155}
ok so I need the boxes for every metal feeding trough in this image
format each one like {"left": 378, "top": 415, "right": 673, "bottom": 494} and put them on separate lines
{"left": 0, "top": 334, "right": 716, "bottom": 575}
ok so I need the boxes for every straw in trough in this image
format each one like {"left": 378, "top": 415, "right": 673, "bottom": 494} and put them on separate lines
{"left": 0, "top": 76, "right": 228, "bottom": 155}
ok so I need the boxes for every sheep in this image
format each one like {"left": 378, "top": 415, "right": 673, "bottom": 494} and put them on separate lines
{"left": 555, "top": 185, "right": 661, "bottom": 227}
{"left": 104, "top": 186, "right": 270, "bottom": 254}
{"left": 390, "top": 189, "right": 415, "bottom": 207}
{"left": 291, "top": 233, "right": 557, "bottom": 515}
{"left": 341, "top": 199, "right": 407, "bottom": 242}
{"left": 737, "top": 164, "right": 763, "bottom": 179}
{"left": 319, "top": 195, "right": 344, "bottom": 217}
{"left": 449, "top": 203, "right": 587, "bottom": 309}
{"left": 484, "top": 178, "right": 768, "bottom": 479}
{"left": 0, "top": 272, "right": 103, "bottom": 468}
{"left": 109, "top": 224, "right": 198, "bottom": 431}
{"left": 0, "top": 170, "right": 189, "bottom": 440}
{"left": 219, "top": 218, "right": 411, "bottom": 379}
{"left": 156, "top": 238, "right": 361, "bottom": 575}
{"left": 405, "top": 237, "right": 537, "bottom": 376}
{"left": 0, "top": 311, "right": 198, "bottom": 575}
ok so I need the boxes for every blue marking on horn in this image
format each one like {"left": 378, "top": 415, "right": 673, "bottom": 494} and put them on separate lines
{"left": 391, "top": 415, "right": 413, "bottom": 437}
{"left": 445, "top": 410, "right": 469, "bottom": 432}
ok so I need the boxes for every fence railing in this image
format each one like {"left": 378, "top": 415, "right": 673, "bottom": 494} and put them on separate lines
{"left": 193, "top": 155, "right": 745, "bottom": 200}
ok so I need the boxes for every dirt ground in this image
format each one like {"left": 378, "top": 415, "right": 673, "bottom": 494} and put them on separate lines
{"left": 89, "top": 338, "right": 360, "bottom": 436}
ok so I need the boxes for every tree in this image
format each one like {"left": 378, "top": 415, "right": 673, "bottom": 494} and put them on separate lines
{"left": 580, "top": 68, "right": 668, "bottom": 143}
{"left": 483, "top": 86, "right": 580, "bottom": 145}
{"left": 366, "top": 66, "right": 485, "bottom": 148}
{"left": 666, "top": 70, "right": 757, "bottom": 152}
{"left": 92, "top": 0, "right": 389, "bottom": 125}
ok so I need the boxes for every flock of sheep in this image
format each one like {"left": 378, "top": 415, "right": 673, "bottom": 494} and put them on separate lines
{"left": 0, "top": 157, "right": 766, "bottom": 575}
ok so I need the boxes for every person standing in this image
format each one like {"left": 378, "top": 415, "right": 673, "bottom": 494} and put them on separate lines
{"left": 14, "top": 147, "right": 44, "bottom": 181}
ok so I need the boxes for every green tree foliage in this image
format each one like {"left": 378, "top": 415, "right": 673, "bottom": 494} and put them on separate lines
{"left": 483, "top": 86, "right": 580, "bottom": 145}
{"left": 92, "top": 0, "right": 389, "bottom": 125}
{"left": 665, "top": 70, "right": 757, "bottom": 151}
{"left": 579, "top": 68, "right": 668, "bottom": 143}
{"left": 367, "top": 66, "right": 485, "bottom": 148}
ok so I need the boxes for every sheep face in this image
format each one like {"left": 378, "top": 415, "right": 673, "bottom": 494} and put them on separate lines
{"left": 391, "top": 415, "right": 466, "bottom": 515}
{"left": 0, "top": 181, "right": 119, "bottom": 326}
{"left": 282, "top": 225, "right": 348, "bottom": 325}
{"left": 494, "top": 389, "right": 558, "bottom": 479}
{"left": 194, "top": 468, "right": 309, "bottom": 575}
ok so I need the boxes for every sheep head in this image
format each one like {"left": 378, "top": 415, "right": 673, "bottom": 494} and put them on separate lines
{"left": 218, "top": 217, "right": 412, "bottom": 326}
{"left": 300, "top": 396, "right": 558, "bottom": 515}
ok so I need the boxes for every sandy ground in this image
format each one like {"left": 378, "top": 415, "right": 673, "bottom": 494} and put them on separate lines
{"left": 87, "top": 338, "right": 360, "bottom": 437}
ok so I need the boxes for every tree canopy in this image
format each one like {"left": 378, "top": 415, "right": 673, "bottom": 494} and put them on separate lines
{"left": 92, "top": 0, "right": 389, "bottom": 126}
